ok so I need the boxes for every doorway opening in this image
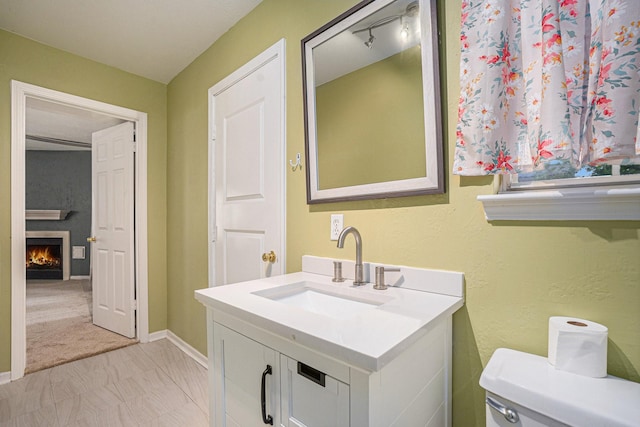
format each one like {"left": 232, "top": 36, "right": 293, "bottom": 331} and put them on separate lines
{"left": 11, "top": 81, "right": 150, "bottom": 380}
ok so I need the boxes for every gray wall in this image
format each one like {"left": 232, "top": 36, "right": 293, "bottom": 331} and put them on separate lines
{"left": 26, "top": 151, "right": 91, "bottom": 276}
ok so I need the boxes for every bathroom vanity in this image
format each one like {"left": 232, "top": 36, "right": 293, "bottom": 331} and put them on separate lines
{"left": 195, "top": 256, "right": 464, "bottom": 426}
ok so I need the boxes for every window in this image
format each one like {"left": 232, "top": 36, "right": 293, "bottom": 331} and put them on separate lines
{"left": 507, "top": 163, "right": 640, "bottom": 191}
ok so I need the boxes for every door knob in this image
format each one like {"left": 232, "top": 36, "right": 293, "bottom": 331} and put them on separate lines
{"left": 262, "top": 251, "right": 276, "bottom": 263}
{"left": 87, "top": 237, "right": 97, "bottom": 242}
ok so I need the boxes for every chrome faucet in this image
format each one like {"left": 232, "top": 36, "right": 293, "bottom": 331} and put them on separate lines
{"left": 337, "top": 226, "right": 366, "bottom": 286}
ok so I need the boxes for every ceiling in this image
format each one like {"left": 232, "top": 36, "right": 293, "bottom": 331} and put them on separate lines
{"left": 0, "top": 0, "right": 263, "bottom": 84}
{"left": 26, "top": 98, "right": 125, "bottom": 151}
{"left": 3, "top": 0, "right": 263, "bottom": 151}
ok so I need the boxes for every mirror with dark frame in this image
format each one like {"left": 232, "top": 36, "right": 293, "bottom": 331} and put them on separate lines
{"left": 302, "top": 0, "right": 443, "bottom": 204}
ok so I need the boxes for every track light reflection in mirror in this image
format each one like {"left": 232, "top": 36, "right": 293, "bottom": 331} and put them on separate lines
{"left": 353, "top": 1, "right": 419, "bottom": 49}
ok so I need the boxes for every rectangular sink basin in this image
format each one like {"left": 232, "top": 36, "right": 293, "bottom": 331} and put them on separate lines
{"left": 252, "top": 281, "right": 391, "bottom": 319}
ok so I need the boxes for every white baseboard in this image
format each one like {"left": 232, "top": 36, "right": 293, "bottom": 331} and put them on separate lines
{"left": 166, "top": 330, "right": 208, "bottom": 369}
{"left": 147, "top": 329, "right": 207, "bottom": 369}
{"left": 0, "top": 371, "right": 10, "bottom": 385}
{"left": 70, "top": 275, "right": 91, "bottom": 280}
{"left": 148, "top": 330, "right": 168, "bottom": 342}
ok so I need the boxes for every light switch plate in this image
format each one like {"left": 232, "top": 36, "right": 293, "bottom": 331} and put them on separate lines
{"left": 330, "top": 214, "right": 344, "bottom": 241}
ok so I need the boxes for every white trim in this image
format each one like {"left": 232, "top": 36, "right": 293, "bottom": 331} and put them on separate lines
{"left": 207, "top": 39, "right": 287, "bottom": 288}
{"left": 0, "top": 371, "right": 10, "bottom": 385}
{"left": 25, "top": 230, "right": 70, "bottom": 281}
{"left": 25, "top": 209, "right": 70, "bottom": 220}
{"left": 70, "top": 275, "right": 91, "bottom": 280}
{"left": 148, "top": 329, "right": 208, "bottom": 368}
{"left": 166, "top": 330, "right": 208, "bottom": 368}
{"left": 478, "top": 185, "right": 640, "bottom": 221}
{"left": 135, "top": 113, "right": 150, "bottom": 345}
{"left": 148, "top": 330, "right": 169, "bottom": 342}
{"left": 11, "top": 81, "right": 150, "bottom": 380}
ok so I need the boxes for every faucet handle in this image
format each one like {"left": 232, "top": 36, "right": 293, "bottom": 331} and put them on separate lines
{"left": 332, "top": 261, "right": 345, "bottom": 282}
{"left": 374, "top": 266, "right": 401, "bottom": 290}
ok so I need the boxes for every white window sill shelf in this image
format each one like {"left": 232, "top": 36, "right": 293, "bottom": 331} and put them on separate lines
{"left": 478, "top": 186, "right": 640, "bottom": 221}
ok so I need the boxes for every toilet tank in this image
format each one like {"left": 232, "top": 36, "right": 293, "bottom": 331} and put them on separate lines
{"left": 480, "top": 348, "right": 640, "bottom": 427}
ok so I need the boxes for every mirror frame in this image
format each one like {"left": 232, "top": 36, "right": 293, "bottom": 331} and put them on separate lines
{"left": 302, "top": 0, "right": 443, "bottom": 204}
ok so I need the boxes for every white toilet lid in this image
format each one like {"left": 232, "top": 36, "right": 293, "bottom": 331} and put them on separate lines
{"left": 480, "top": 348, "right": 640, "bottom": 427}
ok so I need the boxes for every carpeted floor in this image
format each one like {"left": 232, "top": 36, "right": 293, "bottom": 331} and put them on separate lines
{"left": 26, "top": 279, "right": 138, "bottom": 374}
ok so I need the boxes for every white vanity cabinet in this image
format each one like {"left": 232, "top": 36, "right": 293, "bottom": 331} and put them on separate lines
{"left": 206, "top": 309, "right": 453, "bottom": 427}
{"left": 212, "top": 322, "right": 350, "bottom": 427}
{"left": 197, "top": 258, "right": 465, "bottom": 427}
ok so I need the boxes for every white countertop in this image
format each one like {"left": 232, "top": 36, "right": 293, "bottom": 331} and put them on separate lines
{"left": 195, "top": 262, "right": 464, "bottom": 372}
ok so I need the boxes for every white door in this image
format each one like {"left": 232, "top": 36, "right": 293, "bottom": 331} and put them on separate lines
{"left": 210, "top": 40, "right": 285, "bottom": 286}
{"left": 91, "top": 122, "right": 136, "bottom": 338}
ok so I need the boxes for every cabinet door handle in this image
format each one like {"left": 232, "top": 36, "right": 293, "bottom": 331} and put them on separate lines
{"left": 261, "top": 364, "right": 274, "bottom": 425}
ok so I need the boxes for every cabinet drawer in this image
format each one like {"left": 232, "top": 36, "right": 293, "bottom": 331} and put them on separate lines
{"left": 281, "top": 355, "right": 349, "bottom": 427}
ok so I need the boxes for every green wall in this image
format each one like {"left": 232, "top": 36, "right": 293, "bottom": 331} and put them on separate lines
{"left": 167, "top": 1, "right": 640, "bottom": 425}
{"left": 0, "top": 29, "right": 168, "bottom": 371}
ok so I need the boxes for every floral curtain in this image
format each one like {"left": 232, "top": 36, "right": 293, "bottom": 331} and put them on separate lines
{"left": 453, "top": 0, "right": 640, "bottom": 175}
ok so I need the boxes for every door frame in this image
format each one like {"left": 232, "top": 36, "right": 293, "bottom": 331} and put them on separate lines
{"left": 207, "top": 39, "right": 287, "bottom": 287}
{"left": 10, "top": 80, "right": 150, "bottom": 380}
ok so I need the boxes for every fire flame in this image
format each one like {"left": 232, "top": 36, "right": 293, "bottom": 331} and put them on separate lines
{"left": 26, "top": 246, "right": 61, "bottom": 268}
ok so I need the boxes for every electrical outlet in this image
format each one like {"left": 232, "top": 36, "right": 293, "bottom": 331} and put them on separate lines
{"left": 330, "top": 214, "right": 344, "bottom": 240}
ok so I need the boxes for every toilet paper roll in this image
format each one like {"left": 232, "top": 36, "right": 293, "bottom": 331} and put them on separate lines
{"left": 548, "top": 316, "right": 608, "bottom": 378}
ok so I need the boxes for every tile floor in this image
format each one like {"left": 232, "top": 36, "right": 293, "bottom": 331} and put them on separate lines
{"left": 0, "top": 339, "right": 209, "bottom": 426}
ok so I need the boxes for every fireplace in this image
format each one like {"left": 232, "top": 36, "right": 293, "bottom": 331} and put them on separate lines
{"left": 25, "top": 231, "right": 70, "bottom": 280}
{"left": 26, "top": 238, "right": 62, "bottom": 279}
